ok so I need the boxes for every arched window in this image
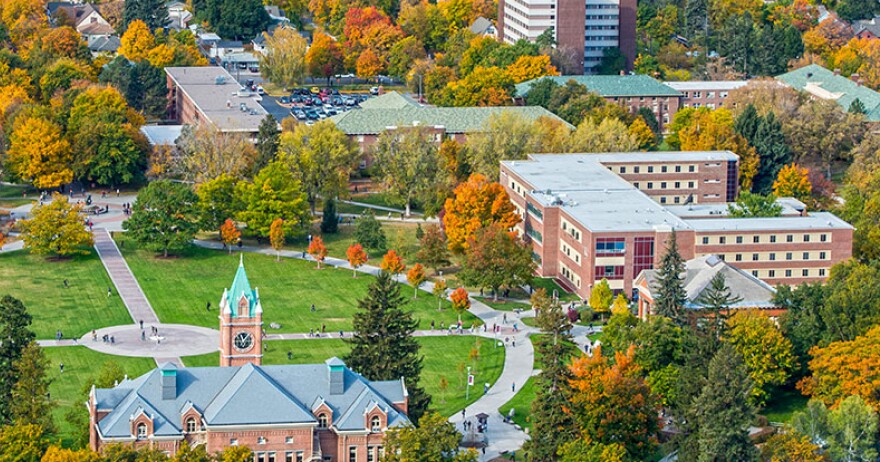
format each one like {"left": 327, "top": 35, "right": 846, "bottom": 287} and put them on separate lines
{"left": 370, "top": 416, "right": 381, "bottom": 433}
{"left": 185, "top": 417, "right": 197, "bottom": 433}
{"left": 136, "top": 423, "right": 147, "bottom": 439}
{"left": 318, "top": 413, "right": 328, "bottom": 429}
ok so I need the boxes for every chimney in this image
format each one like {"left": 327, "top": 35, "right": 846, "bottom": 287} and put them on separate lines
{"left": 851, "top": 73, "right": 861, "bottom": 85}
{"left": 834, "top": 68, "right": 841, "bottom": 76}
{"left": 326, "top": 357, "right": 345, "bottom": 395}
{"left": 160, "top": 363, "right": 177, "bottom": 400}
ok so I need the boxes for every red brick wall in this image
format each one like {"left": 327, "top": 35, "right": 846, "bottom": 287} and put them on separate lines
{"left": 557, "top": 0, "right": 586, "bottom": 73}
{"left": 618, "top": 0, "right": 637, "bottom": 71}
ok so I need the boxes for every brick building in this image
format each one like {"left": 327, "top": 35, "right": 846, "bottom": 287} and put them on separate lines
{"left": 515, "top": 75, "right": 682, "bottom": 129}
{"left": 500, "top": 153, "right": 853, "bottom": 299}
{"left": 664, "top": 81, "right": 749, "bottom": 110}
{"left": 89, "top": 259, "right": 409, "bottom": 459}
{"left": 777, "top": 64, "right": 880, "bottom": 122}
{"left": 497, "top": 0, "right": 636, "bottom": 74}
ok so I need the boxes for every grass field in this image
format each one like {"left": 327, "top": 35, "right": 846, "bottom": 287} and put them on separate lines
{"left": 761, "top": 388, "right": 809, "bottom": 423}
{"left": 498, "top": 377, "right": 535, "bottom": 430}
{"left": 0, "top": 250, "right": 134, "bottom": 339}
{"left": 475, "top": 297, "right": 531, "bottom": 312}
{"left": 182, "top": 335, "right": 505, "bottom": 417}
{"left": 43, "top": 346, "right": 155, "bottom": 447}
{"left": 116, "top": 235, "right": 478, "bottom": 333}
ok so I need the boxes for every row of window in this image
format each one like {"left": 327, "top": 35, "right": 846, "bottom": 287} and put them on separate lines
{"left": 595, "top": 265, "right": 625, "bottom": 280}
{"left": 561, "top": 262, "right": 582, "bottom": 288}
{"left": 585, "top": 35, "right": 619, "bottom": 41}
{"left": 526, "top": 223, "right": 543, "bottom": 243}
{"left": 586, "top": 25, "right": 617, "bottom": 30}
{"left": 682, "top": 91, "right": 730, "bottom": 99}
{"left": 585, "top": 14, "right": 618, "bottom": 19}
{"left": 612, "top": 96, "right": 674, "bottom": 104}
{"left": 561, "top": 241, "right": 582, "bottom": 264}
{"left": 560, "top": 217, "right": 582, "bottom": 242}
{"left": 617, "top": 164, "right": 698, "bottom": 174}
{"left": 720, "top": 251, "right": 829, "bottom": 262}
{"left": 527, "top": 202, "right": 543, "bottom": 220}
{"left": 595, "top": 238, "right": 625, "bottom": 254}
{"left": 229, "top": 436, "right": 302, "bottom": 446}
{"left": 752, "top": 268, "right": 827, "bottom": 279}
{"left": 683, "top": 103, "right": 718, "bottom": 109}
{"left": 586, "top": 4, "right": 619, "bottom": 9}
{"left": 349, "top": 445, "right": 384, "bottom": 462}
{"left": 700, "top": 233, "right": 830, "bottom": 245}
{"left": 634, "top": 180, "right": 699, "bottom": 190}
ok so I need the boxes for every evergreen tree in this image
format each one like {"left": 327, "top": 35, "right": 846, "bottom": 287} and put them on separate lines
{"left": 850, "top": 98, "right": 867, "bottom": 115}
{"left": 752, "top": 112, "right": 792, "bottom": 195}
{"left": 0, "top": 295, "right": 36, "bottom": 425}
{"left": 526, "top": 299, "right": 577, "bottom": 461}
{"left": 684, "top": 0, "right": 708, "bottom": 41}
{"left": 837, "top": 0, "right": 880, "bottom": 21}
{"left": 320, "top": 199, "right": 338, "bottom": 234}
{"left": 123, "top": 0, "right": 169, "bottom": 31}
{"left": 254, "top": 115, "right": 280, "bottom": 174}
{"left": 345, "top": 272, "right": 430, "bottom": 423}
{"left": 652, "top": 231, "right": 687, "bottom": 326}
{"left": 10, "top": 342, "right": 55, "bottom": 434}
{"left": 355, "top": 211, "right": 386, "bottom": 252}
{"left": 637, "top": 107, "right": 660, "bottom": 135}
{"left": 734, "top": 105, "right": 759, "bottom": 144}
{"left": 686, "top": 345, "right": 757, "bottom": 462}
{"left": 99, "top": 58, "right": 167, "bottom": 119}
{"left": 695, "top": 272, "right": 742, "bottom": 343}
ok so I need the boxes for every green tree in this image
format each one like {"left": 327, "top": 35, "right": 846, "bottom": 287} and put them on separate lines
{"left": 10, "top": 342, "right": 54, "bottom": 434}
{"left": 196, "top": 173, "right": 239, "bottom": 233}
{"left": 727, "top": 192, "right": 783, "bottom": 217}
{"left": 123, "top": 0, "right": 169, "bottom": 30}
{"left": 344, "top": 272, "right": 430, "bottom": 423}
{"left": 388, "top": 36, "right": 427, "bottom": 80}
{"left": 652, "top": 230, "right": 687, "bottom": 325}
{"left": 792, "top": 397, "right": 878, "bottom": 462}
{"left": 837, "top": 0, "right": 879, "bottom": 21}
{"left": 277, "top": 120, "right": 357, "bottom": 215}
{"left": 197, "top": 0, "right": 270, "bottom": 40}
{"left": 258, "top": 26, "right": 308, "bottom": 90}
{"left": 596, "top": 48, "right": 626, "bottom": 75}
{"left": 19, "top": 194, "right": 94, "bottom": 258}
{"left": 849, "top": 98, "right": 867, "bottom": 115}
{"left": 355, "top": 211, "right": 386, "bottom": 252}
{"left": 320, "top": 198, "right": 338, "bottom": 234}
{"left": 236, "top": 161, "right": 309, "bottom": 239}
{"left": 0, "top": 296, "right": 36, "bottom": 426}
{"left": 415, "top": 224, "right": 450, "bottom": 274}
{"left": 99, "top": 57, "right": 167, "bottom": 119}
{"left": 458, "top": 224, "right": 536, "bottom": 301}
{"left": 775, "top": 283, "right": 828, "bottom": 379}
{"left": 383, "top": 412, "right": 477, "bottom": 462}
{"left": 751, "top": 112, "right": 792, "bottom": 195}
{"left": 734, "top": 104, "right": 760, "bottom": 145}
{"left": 123, "top": 180, "right": 200, "bottom": 257}
{"left": 254, "top": 115, "right": 280, "bottom": 173}
{"left": 725, "top": 311, "right": 795, "bottom": 406}
{"left": 466, "top": 111, "right": 539, "bottom": 179}
{"left": 374, "top": 126, "right": 443, "bottom": 217}
{"left": 695, "top": 272, "right": 741, "bottom": 341}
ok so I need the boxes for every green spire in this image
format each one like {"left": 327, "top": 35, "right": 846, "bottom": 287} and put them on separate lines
{"left": 227, "top": 255, "right": 258, "bottom": 317}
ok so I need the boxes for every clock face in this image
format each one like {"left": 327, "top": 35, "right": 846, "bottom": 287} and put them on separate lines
{"left": 234, "top": 332, "right": 254, "bottom": 351}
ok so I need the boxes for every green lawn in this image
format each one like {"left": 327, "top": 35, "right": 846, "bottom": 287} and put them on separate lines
{"left": 0, "top": 183, "right": 34, "bottom": 198}
{"left": 475, "top": 297, "right": 531, "bottom": 312}
{"left": 499, "top": 377, "right": 535, "bottom": 430}
{"left": 0, "top": 250, "right": 133, "bottom": 339}
{"left": 116, "top": 236, "right": 478, "bottom": 333}
{"left": 183, "top": 335, "right": 505, "bottom": 417}
{"left": 761, "top": 388, "right": 809, "bottom": 423}
{"left": 349, "top": 192, "right": 422, "bottom": 215}
{"left": 43, "top": 346, "right": 155, "bottom": 448}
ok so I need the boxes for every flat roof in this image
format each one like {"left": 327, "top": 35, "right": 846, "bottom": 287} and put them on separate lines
{"left": 504, "top": 154, "right": 853, "bottom": 233}
{"left": 570, "top": 151, "right": 739, "bottom": 163}
{"left": 165, "top": 66, "right": 268, "bottom": 133}
{"left": 664, "top": 81, "right": 750, "bottom": 91}
{"left": 665, "top": 197, "right": 805, "bottom": 218}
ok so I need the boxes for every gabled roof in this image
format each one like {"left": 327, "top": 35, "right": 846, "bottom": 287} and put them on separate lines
{"left": 469, "top": 17, "right": 494, "bottom": 35}
{"left": 854, "top": 18, "right": 880, "bottom": 37}
{"left": 516, "top": 75, "right": 682, "bottom": 98}
{"left": 776, "top": 64, "right": 880, "bottom": 121}
{"left": 330, "top": 92, "right": 572, "bottom": 135}
{"left": 204, "top": 363, "right": 315, "bottom": 425}
{"left": 88, "top": 35, "right": 120, "bottom": 52}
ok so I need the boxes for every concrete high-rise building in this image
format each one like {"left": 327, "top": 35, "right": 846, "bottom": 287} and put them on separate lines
{"left": 497, "top": 0, "right": 636, "bottom": 74}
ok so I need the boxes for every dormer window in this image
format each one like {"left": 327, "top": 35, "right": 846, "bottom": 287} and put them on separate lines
{"left": 185, "top": 417, "right": 197, "bottom": 433}
{"left": 258, "top": 436, "right": 267, "bottom": 444}
{"left": 370, "top": 416, "right": 381, "bottom": 433}
{"left": 318, "top": 413, "right": 328, "bottom": 429}
{"left": 136, "top": 423, "right": 147, "bottom": 439}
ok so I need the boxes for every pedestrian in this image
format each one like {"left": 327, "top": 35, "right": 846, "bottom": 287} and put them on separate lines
{"left": 431, "top": 320, "right": 435, "bottom": 330}
{"left": 63, "top": 279, "right": 69, "bottom": 288}
{"left": 321, "top": 324, "right": 326, "bottom": 333}
{"left": 503, "top": 313, "right": 507, "bottom": 324}
{"left": 59, "top": 362, "right": 64, "bottom": 373}
{"left": 107, "top": 287, "right": 112, "bottom": 297}
{"left": 139, "top": 320, "right": 143, "bottom": 329}
{"left": 116, "top": 188, "right": 119, "bottom": 197}
{"left": 512, "top": 338, "right": 516, "bottom": 347}
{"left": 339, "top": 330, "right": 344, "bottom": 337}
{"left": 311, "top": 304, "right": 316, "bottom": 312}
{"left": 110, "top": 336, "right": 115, "bottom": 344}
{"left": 481, "top": 447, "right": 486, "bottom": 455}
{"left": 461, "top": 409, "right": 465, "bottom": 419}
{"left": 141, "top": 331, "right": 146, "bottom": 341}
{"left": 288, "top": 351, "right": 293, "bottom": 360}
{"left": 92, "top": 330, "right": 97, "bottom": 341}
{"left": 206, "top": 301, "right": 211, "bottom": 311}
{"left": 484, "top": 383, "right": 489, "bottom": 393}
{"left": 511, "top": 382, "right": 515, "bottom": 392}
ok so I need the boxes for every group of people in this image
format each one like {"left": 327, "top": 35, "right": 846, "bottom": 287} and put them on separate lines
{"left": 91, "top": 330, "right": 115, "bottom": 344}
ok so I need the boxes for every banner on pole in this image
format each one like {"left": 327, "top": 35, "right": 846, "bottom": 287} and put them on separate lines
{"left": 467, "top": 374, "right": 474, "bottom": 386}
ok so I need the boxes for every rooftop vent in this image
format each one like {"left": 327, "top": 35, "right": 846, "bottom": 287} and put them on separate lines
{"left": 215, "top": 75, "right": 226, "bottom": 85}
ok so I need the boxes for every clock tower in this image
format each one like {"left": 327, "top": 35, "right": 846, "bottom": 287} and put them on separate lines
{"left": 219, "top": 255, "right": 263, "bottom": 367}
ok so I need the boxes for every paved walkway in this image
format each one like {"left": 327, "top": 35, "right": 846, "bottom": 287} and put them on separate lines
{"left": 93, "top": 229, "right": 159, "bottom": 324}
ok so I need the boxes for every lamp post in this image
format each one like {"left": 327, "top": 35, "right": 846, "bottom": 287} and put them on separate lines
{"left": 466, "top": 366, "right": 472, "bottom": 401}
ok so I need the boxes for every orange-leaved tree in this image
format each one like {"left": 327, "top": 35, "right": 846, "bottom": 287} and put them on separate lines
{"left": 406, "top": 263, "right": 426, "bottom": 298}
{"left": 219, "top": 218, "right": 240, "bottom": 254}
{"left": 346, "top": 243, "right": 368, "bottom": 277}
{"left": 269, "top": 218, "right": 285, "bottom": 261}
{"left": 380, "top": 249, "right": 405, "bottom": 277}
{"left": 450, "top": 287, "right": 470, "bottom": 322}
{"left": 433, "top": 279, "right": 448, "bottom": 310}
{"left": 798, "top": 324, "right": 880, "bottom": 410}
{"left": 306, "top": 30, "right": 344, "bottom": 84}
{"left": 308, "top": 236, "right": 327, "bottom": 268}
{"left": 568, "top": 345, "right": 660, "bottom": 461}
{"left": 443, "top": 173, "right": 520, "bottom": 253}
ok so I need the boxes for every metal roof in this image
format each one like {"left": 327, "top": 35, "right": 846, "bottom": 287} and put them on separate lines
{"left": 776, "top": 64, "right": 880, "bottom": 121}
{"left": 515, "top": 75, "right": 682, "bottom": 98}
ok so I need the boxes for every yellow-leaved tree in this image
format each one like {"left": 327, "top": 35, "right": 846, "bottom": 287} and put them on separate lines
{"left": 725, "top": 310, "right": 795, "bottom": 406}
{"left": 119, "top": 20, "right": 155, "bottom": 62}
{"left": 7, "top": 115, "right": 73, "bottom": 188}
{"left": 505, "top": 55, "right": 558, "bottom": 84}
{"left": 269, "top": 218, "right": 286, "bottom": 261}
{"left": 20, "top": 194, "right": 93, "bottom": 258}
{"left": 406, "top": 263, "right": 426, "bottom": 298}
{"left": 773, "top": 163, "right": 812, "bottom": 203}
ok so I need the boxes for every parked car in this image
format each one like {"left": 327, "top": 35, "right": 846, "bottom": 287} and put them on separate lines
{"left": 310, "top": 87, "right": 320, "bottom": 94}
{"left": 257, "top": 86, "right": 265, "bottom": 95}
{"left": 370, "top": 86, "right": 379, "bottom": 95}
{"left": 279, "top": 96, "right": 290, "bottom": 104}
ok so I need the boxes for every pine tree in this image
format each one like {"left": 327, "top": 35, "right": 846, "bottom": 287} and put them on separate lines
{"left": 344, "top": 272, "right": 430, "bottom": 423}
{"left": 254, "top": 115, "right": 280, "bottom": 174}
{"left": 122, "top": 0, "right": 169, "bottom": 31}
{"left": 525, "top": 299, "right": 577, "bottom": 461}
{"left": 695, "top": 272, "right": 742, "bottom": 342}
{"left": 850, "top": 98, "right": 867, "bottom": 115}
{"left": 684, "top": 0, "right": 708, "bottom": 41}
{"left": 355, "top": 211, "right": 386, "bottom": 252}
{"left": 734, "top": 104, "right": 759, "bottom": 143}
{"left": 752, "top": 112, "right": 792, "bottom": 195}
{"left": 0, "top": 296, "right": 36, "bottom": 425}
{"left": 320, "top": 199, "right": 338, "bottom": 234}
{"left": 652, "top": 231, "right": 687, "bottom": 326}
{"left": 10, "top": 342, "right": 55, "bottom": 434}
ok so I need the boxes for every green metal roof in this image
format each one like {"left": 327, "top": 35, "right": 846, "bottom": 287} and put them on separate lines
{"left": 776, "top": 64, "right": 880, "bottom": 121}
{"left": 227, "top": 256, "right": 258, "bottom": 317}
{"left": 331, "top": 92, "right": 572, "bottom": 135}
{"left": 515, "top": 75, "right": 682, "bottom": 98}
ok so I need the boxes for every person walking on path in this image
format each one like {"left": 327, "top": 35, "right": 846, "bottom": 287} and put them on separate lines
{"left": 511, "top": 382, "right": 515, "bottom": 392}
{"left": 139, "top": 320, "right": 143, "bottom": 329}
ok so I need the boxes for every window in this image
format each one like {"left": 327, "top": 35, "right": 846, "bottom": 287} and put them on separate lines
{"left": 689, "top": 165, "right": 695, "bottom": 172}
{"left": 804, "top": 234, "right": 810, "bottom": 242}
{"left": 675, "top": 165, "right": 681, "bottom": 173}
{"left": 660, "top": 197, "right": 667, "bottom": 204}
{"left": 821, "top": 234, "right": 827, "bottom": 242}
{"left": 256, "top": 452, "right": 266, "bottom": 462}
{"left": 136, "top": 423, "right": 147, "bottom": 439}
{"left": 769, "top": 270, "right": 775, "bottom": 277}
{"left": 803, "top": 252, "right": 809, "bottom": 260}
{"left": 634, "top": 166, "right": 640, "bottom": 173}
{"left": 647, "top": 182, "right": 653, "bottom": 189}
{"left": 318, "top": 413, "right": 328, "bottom": 429}
{"left": 286, "top": 453, "right": 294, "bottom": 462}
{"left": 661, "top": 182, "right": 667, "bottom": 189}
{"left": 786, "top": 235, "right": 793, "bottom": 243}
{"left": 674, "top": 197, "right": 680, "bottom": 204}
{"left": 770, "top": 235, "right": 777, "bottom": 243}
{"left": 702, "top": 237, "right": 709, "bottom": 245}
{"left": 785, "top": 269, "right": 792, "bottom": 277}
{"left": 619, "top": 166, "right": 626, "bottom": 173}
{"left": 674, "top": 181, "right": 680, "bottom": 188}
{"left": 769, "top": 253, "right": 776, "bottom": 261}
{"left": 752, "top": 253, "right": 759, "bottom": 261}
{"left": 719, "top": 237, "right": 726, "bottom": 244}
{"left": 752, "top": 270, "right": 759, "bottom": 277}
{"left": 185, "top": 417, "right": 197, "bottom": 433}
{"left": 786, "top": 252, "right": 793, "bottom": 260}
{"left": 526, "top": 202, "right": 543, "bottom": 220}
{"left": 268, "top": 453, "right": 276, "bottom": 462}
{"left": 753, "top": 236, "right": 760, "bottom": 243}
{"left": 230, "top": 439, "right": 239, "bottom": 446}
{"left": 259, "top": 437, "right": 267, "bottom": 444}
{"left": 648, "top": 166, "right": 654, "bottom": 173}
{"left": 736, "top": 236, "right": 743, "bottom": 244}
{"left": 803, "top": 269, "right": 809, "bottom": 277}
{"left": 634, "top": 182, "right": 639, "bottom": 189}
{"left": 349, "top": 446, "right": 357, "bottom": 462}
{"left": 661, "top": 166, "right": 668, "bottom": 173}
{"left": 371, "top": 416, "right": 381, "bottom": 432}
{"left": 820, "top": 251, "right": 826, "bottom": 259}
{"left": 819, "top": 269, "right": 826, "bottom": 276}
{"left": 367, "top": 447, "right": 375, "bottom": 462}
{"left": 286, "top": 437, "right": 293, "bottom": 444}
{"left": 688, "top": 181, "right": 694, "bottom": 188}
{"left": 595, "top": 238, "right": 625, "bottom": 254}
{"left": 595, "top": 265, "right": 625, "bottom": 280}
{"left": 735, "top": 254, "right": 742, "bottom": 261}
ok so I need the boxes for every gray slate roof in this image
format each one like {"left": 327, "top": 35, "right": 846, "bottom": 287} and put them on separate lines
{"left": 88, "top": 35, "right": 120, "bottom": 53}
{"left": 515, "top": 75, "right": 682, "bottom": 98}
{"left": 776, "top": 64, "right": 880, "bottom": 121}
{"left": 330, "top": 91, "right": 571, "bottom": 135}
{"left": 94, "top": 359, "right": 409, "bottom": 439}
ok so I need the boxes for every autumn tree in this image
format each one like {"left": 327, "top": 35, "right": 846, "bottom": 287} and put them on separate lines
{"left": 6, "top": 115, "right": 73, "bottom": 189}
{"left": 673, "top": 107, "right": 759, "bottom": 189}
{"left": 119, "top": 20, "right": 155, "bottom": 62}
{"left": 236, "top": 161, "right": 309, "bottom": 239}
{"left": 124, "top": 180, "right": 200, "bottom": 257}
{"left": 176, "top": 124, "right": 257, "bottom": 184}
{"left": 20, "top": 194, "right": 93, "bottom": 258}
{"left": 0, "top": 424, "right": 48, "bottom": 462}
{"left": 466, "top": 111, "right": 540, "bottom": 178}
{"left": 415, "top": 224, "right": 450, "bottom": 274}
{"left": 773, "top": 163, "right": 812, "bottom": 203}
{"left": 433, "top": 279, "right": 448, "bottom": 310}
{"left": 760, "top": 431, "right": 825, "bottom": 462}
{"left": 269, "top": 218, "right": 285, "bottom": 261}
{"left": 346, "top": 243, "right": 367, "bottom": 277}
{"left": 277, "top": 120, "right": 357, "bottom": 215}
{"left": 652, "top": 230, "right": 687, "bottom": 325}
{"left": 388, "top": 36, "right": 427, "bottom": 80}
{"left": 383, "top": 412, "right": 477, "bottom": 462}
{"left": 381, "top": 249, "right": 406, "bottom": 276}
{"left": 355, "top": 211, "right": 386, "bottom": 252}
{"left": 506, "top": 55, "right": 558, "bottom": 83}
{"left": 568, "top": 117, "right": 640, "bottom": 153}
{"left": 374, "top": 126, "right": 443, "bottom": 217}
{"left": 306, "top": 31, "right": 343, "bottom": 84}
{"left": 406, "top": 264, "right": 427, "bottom": 298}
{"left": 589, "top": 278, "right": 613, "bottom": 316}
{"left": 259, "top": 26, "right": 308, "bottom": 90}
{"left": 798, "top": 324, "right": 880, "bottom": 409}
{"left": 725, "top": 310, "right": 795, "bottom": 406}
{"left": 10, "top": 342, "right": 54, "bottom": 434}
{"left": 219, "top": 219, "right": 240, "bottom": 254}
{"left": 459, "top": 224, "right": 536, "bottom": 301}
{"left": 442, "top": 173, "right": 519, "bottom": 253}
{"left": 308, "top": 236, "right": 327, "bottom": 268}
{"left": 569, "top": 346, "right": 659, "bottom": 461}
{"left": 629, "top": 116, "right": 657, "bottom": 150}
{"left": 449, "top": 287, "right": 470, "bottom": 321}
{"left": 196, "top": 173, "right": 239, "bottom": 234}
